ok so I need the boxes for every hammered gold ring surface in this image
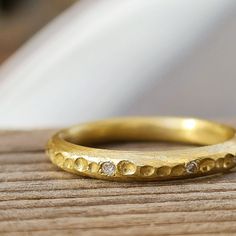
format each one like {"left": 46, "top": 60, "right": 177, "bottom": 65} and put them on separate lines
{"left": 46, "top": 117, "right": 236, "bottom": 181}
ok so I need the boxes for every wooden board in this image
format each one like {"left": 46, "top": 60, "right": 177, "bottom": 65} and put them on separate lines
{"left": 0, "top": 123, "right": 236, "bottom": 236}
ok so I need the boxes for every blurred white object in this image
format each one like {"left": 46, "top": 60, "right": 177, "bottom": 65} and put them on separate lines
{"left": 0, "top": 0, "right": 235, "bottom": 129}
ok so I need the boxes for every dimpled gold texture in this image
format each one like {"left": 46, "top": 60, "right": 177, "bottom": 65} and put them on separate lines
{"left": 46, "top": 117, "right": 236, "bottom": 181}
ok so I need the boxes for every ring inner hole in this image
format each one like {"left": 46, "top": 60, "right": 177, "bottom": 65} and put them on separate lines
{"left": 64, "top": 118, "right": 235, "bottom": 151}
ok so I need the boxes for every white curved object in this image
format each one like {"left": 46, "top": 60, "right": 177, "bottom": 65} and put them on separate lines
{"left": 0, "top": 0, "right": 234, "bottom": 129}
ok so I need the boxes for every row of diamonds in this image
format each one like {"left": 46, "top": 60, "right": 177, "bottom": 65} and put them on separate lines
{"left": 51, "top": 152, "right": 236, "bottom": 178}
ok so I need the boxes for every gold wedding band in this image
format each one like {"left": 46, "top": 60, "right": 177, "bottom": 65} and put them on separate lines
{"left": 46, "top": 117, "right": 236, "bottom": 181}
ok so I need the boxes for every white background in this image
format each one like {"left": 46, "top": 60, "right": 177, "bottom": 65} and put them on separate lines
{"left": 0, "top": 0, "right": 235, "bottom": 129}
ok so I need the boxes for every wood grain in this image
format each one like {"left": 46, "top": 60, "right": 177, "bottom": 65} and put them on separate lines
{"left": 0, "top": 123, "right": 236, "bottom": 236}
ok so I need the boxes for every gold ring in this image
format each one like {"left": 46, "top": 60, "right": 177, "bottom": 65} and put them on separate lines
{"left": 46, "top": 117, "right": 236, "bottom": 181}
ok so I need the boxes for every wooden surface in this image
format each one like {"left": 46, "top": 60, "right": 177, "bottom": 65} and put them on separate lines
{"left": 1, "top": 124, "right": 236, "bottom": 236}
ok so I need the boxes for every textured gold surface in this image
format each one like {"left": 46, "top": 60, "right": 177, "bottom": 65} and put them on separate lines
{"left": 47, "top": 117, "right": 236, "bottom": 181}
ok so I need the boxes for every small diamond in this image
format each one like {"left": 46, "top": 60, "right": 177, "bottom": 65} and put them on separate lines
{"left": 101, "top": 162, "right": 116, "bottom": 176}
{"left": 186, "top": 161, "right": 198, "bottom": 174}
